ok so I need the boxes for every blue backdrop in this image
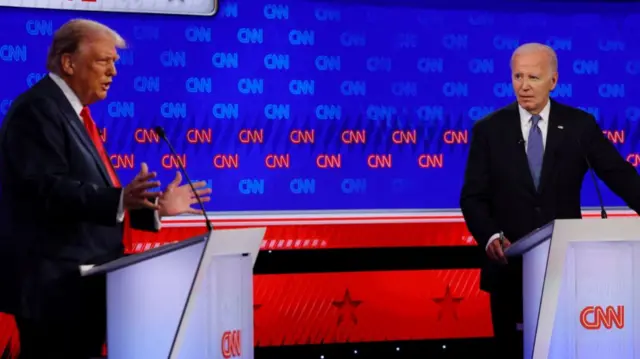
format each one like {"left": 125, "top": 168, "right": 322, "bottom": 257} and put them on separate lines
{"left": 0, "top": 0, "right": 639, "bottom": 211}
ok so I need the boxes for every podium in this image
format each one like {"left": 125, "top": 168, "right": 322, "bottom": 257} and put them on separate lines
{"left": 82, "top": 227, "right": 266, "bottom": 359}
{"left": 505, "top": 218, "right": 640, "bottom": 359}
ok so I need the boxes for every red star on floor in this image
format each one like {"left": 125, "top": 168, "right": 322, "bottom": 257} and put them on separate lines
{"left": 432, "top": 284, "right": 464, "bottom": 320}
{"left": 332, "top": 289, "right": 362, "bottom": 326}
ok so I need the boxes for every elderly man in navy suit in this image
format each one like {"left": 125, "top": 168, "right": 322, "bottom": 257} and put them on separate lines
{"left": 461, "top": 43, "right": 640, "bottom": 358}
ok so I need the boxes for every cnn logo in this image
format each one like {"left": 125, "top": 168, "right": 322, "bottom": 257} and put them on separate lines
{"left": 580, "top": 305, "right": 625, "bottom": 330}
{"left": 221, "top": 329, "right": 241, "bottom": 358}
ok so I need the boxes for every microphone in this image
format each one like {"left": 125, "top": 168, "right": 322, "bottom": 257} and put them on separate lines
{"left": 577, "top": 137, "right": 608, "bottom": 219}
{"left": 518, "top": 138, "right": 525, "bottom": 145}
{"left": 153, "top": 126, "right": 213, "bottom": 231}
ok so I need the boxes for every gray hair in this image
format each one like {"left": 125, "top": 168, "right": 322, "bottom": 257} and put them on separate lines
{"left": 510, "top": 42, "right": 558, "bottom": 73}
{"left": 46, "top": 19, "right": 126, "bottom": 74}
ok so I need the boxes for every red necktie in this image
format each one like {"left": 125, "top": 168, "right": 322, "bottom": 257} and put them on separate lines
{"left": 80, "top": 106, "right": 132, "bottom": 250}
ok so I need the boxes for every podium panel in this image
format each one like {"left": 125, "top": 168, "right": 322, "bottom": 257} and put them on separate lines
{"left": 175, "top": 254, "right": 253, "bottom": 359}
{"left": 106, "top": 240, "right": 205, "bottom": 359}
{"left": 521, "top": 234, "right": 551, "bottom": 359}
{"left": 545, "top": 241, "right": 640, "bottom": 359}
{"left": 82, "top": 227, "right": 265, "bottom": 359}
{"left": 506, "top": 219, "right": 640, "bottom": 359}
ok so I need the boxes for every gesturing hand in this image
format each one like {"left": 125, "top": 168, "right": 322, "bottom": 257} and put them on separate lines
{"left": 158, "top": 171, "right": 212, "bottom": 217}
{"left": 123, "top": 162, "right": 161, "bottom": 211}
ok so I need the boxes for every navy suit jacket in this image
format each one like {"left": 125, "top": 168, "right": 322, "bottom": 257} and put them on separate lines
{"left": 0, "top": 76, "right": 158, "bottom": 320}
{"left": 460, "top": 100, "right": 640, "bottom": 293}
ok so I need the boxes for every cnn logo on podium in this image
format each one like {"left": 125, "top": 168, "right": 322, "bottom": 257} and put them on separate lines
{"left": 221, "top": 329, "right": 242, "bottom": 358}
{"left": 579, "top": 305, "right": 625, "bottom": 330}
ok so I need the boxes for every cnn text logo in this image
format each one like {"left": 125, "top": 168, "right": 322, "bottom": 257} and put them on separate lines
{"left": 221, "top": 329, "right": 241, "bottom": 358}
{"left": 580, "top": 305, "right": 624, "bottom": 330}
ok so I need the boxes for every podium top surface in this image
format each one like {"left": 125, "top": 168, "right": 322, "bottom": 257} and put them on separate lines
{"left": 83, "top": 233, "right": 209, "bottom": 276}
{"left": 504, "top": 217, "right": 640, "bottom": 257}
{"left": 82, "top": 227, "right": 267, "bottom": 276}
{"left": 504, "top": 222, "right": 555, "bottom": 257}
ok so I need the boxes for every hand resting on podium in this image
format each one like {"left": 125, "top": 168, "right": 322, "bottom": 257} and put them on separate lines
{"left": 486, "top": 235, "right": 511, "bottom": 264}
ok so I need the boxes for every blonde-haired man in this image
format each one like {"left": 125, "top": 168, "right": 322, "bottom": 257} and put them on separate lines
{"left": 0, "top": 19, "right": 210, "bottom": 358}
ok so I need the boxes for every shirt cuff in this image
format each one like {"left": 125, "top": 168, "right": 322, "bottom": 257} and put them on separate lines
{"left": 116, "top": 190, "right": 125, "bottom": 223}
{"left": 153, "top": 197, "right": 161, "bottom": 230}
{"left": 486, "top": 233, "right": 501, "bottom": 250}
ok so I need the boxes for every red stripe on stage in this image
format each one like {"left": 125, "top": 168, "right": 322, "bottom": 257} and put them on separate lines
{"left": 128, "top": 222, "right": 476, "bottom": 252}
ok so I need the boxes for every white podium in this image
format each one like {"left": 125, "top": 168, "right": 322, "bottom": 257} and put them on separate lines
{"left": 82, "top": 227, "right": 266, "bottom": 359}
{"left": 505, "top": 218, "right": 640, "bottom": 359}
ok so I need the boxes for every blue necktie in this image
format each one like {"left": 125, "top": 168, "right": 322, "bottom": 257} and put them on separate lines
{"left": 527, "top": 115, "right": 544, "bottom": 189}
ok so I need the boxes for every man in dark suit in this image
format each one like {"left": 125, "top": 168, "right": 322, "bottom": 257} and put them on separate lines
{"left": 0, "top": 19, "right": 211, "bottom": 359}
{"left": 460, "top": 42, "right": 640, "bottom": 358}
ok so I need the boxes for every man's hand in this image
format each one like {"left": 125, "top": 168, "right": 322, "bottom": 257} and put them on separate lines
{"left": 487, "top": 237, "right": 511, "bottom": 264}
{"left": 123, "top": 162, "right": 161, "bottom": 211}
{"left": 158, "top": 171, "right": 212, "bottom": 217}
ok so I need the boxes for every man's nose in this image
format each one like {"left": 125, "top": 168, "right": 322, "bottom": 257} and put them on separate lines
{"left": 107, "top": 63, "right": 117, "bottom": 77}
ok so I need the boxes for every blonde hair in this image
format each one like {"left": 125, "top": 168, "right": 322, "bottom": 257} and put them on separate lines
{"left": 46, "top": 19, "right": 126, "bottom": 74}
{"left": 510, "top": 42, "right": 558, "bottom": 73}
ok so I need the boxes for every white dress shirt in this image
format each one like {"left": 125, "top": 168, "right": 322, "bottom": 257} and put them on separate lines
{"left": 485, "top": 99, "right": 551, "bottom": 250}
{"left": 48, "top": 73, "right": 160, "bottom": 228}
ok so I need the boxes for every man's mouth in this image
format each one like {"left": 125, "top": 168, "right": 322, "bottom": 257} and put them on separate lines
{"left": 102, "top": 82, "right": 111, "bottom": 91}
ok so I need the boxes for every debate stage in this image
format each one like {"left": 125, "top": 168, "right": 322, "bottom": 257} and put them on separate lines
{"left": 0, "top": 208, "right": 633, "bottom": 358}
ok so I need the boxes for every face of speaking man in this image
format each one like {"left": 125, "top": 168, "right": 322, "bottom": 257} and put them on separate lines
{"left": 60, "top": 32, "right": 119, "bottom": 106}
{"left": 511, "top": 48, "right": 558, "bottom": 114}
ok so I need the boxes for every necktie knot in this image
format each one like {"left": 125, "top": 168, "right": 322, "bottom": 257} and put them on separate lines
{"left": 80, "top": 106, "right": 94, "bottom": 127}
{"left": 530, "top": 114, "right": 542, "bottom": 127}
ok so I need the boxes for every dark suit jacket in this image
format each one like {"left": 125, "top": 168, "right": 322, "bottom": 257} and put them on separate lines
{"left": 0, "top": 76, "right": 159, "bottom": 320}
{"left": 460, "top": 100, "right": 640, "bottom": 292}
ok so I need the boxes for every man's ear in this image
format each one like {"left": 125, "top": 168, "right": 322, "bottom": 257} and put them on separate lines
{"left": 60, "top": 54, "right": 74, "bottom": 76}
{"left": 550, "top": 72, "right": 558, "bottom": 91}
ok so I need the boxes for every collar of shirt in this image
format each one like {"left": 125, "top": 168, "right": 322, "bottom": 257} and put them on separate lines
{"left": 48, "top": 72, "right": 84, "bottom": 121}
{"left": 519, "top": 99, "right": 551, "bottom": 131}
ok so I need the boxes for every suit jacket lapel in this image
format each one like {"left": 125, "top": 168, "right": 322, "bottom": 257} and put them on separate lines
{"left": 66, "top": 115, "right": 113, "bottom": 186}
{"left": 41, "top": 77, "right": 113, "bottom": 185}
{"left": 538, "top": 100, "right": 565, "bottom": 194}
{"left": 504, "top": 102, "right": 537, "bottom": 194}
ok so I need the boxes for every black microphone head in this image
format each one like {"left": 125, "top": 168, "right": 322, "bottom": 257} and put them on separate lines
{"left": 153, "top": 126, "right": 166, "bottom": 138}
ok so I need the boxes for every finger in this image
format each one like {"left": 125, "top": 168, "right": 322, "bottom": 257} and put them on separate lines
{"left": 194, "top": 188, "right": 212, "bottom": 197}
{"left": 494, "top": 246, "right": 508, "bottom": 264}
{"left": 486, "top": 246, "right": 498, "bottom": 261}
{"left": 191, "top": 196, "right": 211, "bottom": 204}
{"left": 191, "top": 180, "right": 208, "bottom": 189}
{"left": 138, "top": 199, "right": 160, "bottom": 211}
{"left": 168, "top": 171, "right": 182, "bottom": 190}
{"left": 489, "top": 242, "right": 504, "bottom": 261}
{"left": 137, "top": 190, "right": 162, "bottom": 198}
{"left": 127, "top": 197, "right": 160, "bottom": 211}
{"left": 134, "top": 162, "right": 149, "bottom": 179}
{"left": 132, "top": 172, "right": 157, "bottom": 183}
{"left": 140, "top": 162, "right": 149, "bottom": 174}
{"left": 130, "top": 181, "right": 162, "bottom": 193}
